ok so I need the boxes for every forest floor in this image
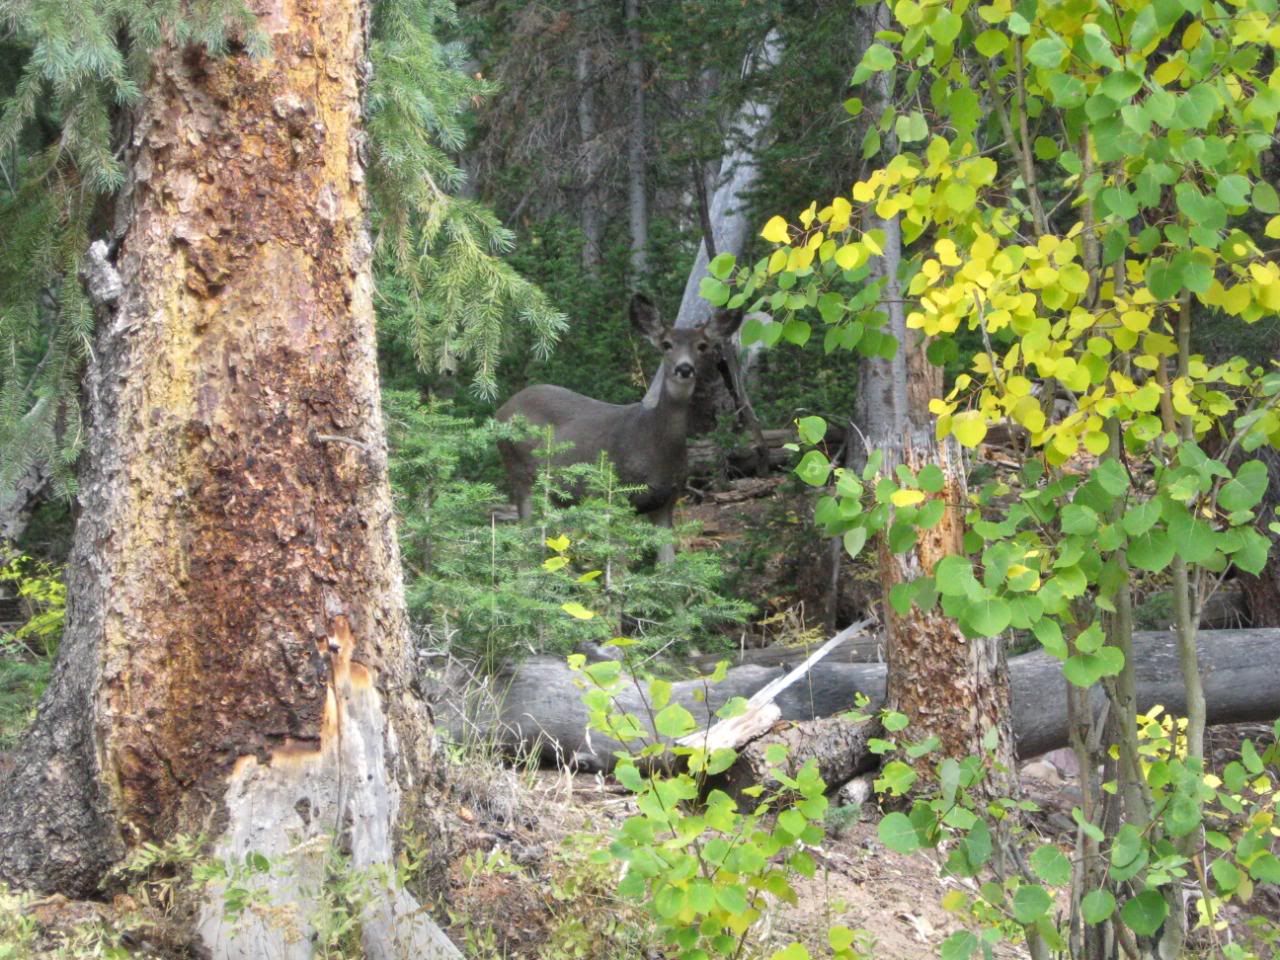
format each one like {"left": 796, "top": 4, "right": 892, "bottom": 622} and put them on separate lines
{"left": 441, "top": 722, "right": 1280, "bottom": 960}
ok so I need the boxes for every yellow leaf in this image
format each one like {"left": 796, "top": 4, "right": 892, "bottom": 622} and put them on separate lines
{"left": 1083, "top": 431, "right": 1110, "bottom": 455}
{"left": 1222, "top": 284, "right": 1252, "bottom": 315}
{"left": 929, "top": 397, "right": 956, "bottom": 415}
{"left": 834, "top": 243, "right": 865, "bottom": 270}
{"left": 891, "top": 488, "right": 926, "bottom": 507}
{"left": 852, "top": 180, "right": 876, "bottom": 203}
{"left": 761, "top": 215, "right": 791, "bottom": 244}
{"left": 863, "top": 229, "right": 885, "bottom": 256}
{"left": 787, "top": 245, "right": 815, "bottom": 271}
{"left": 546, "top": 535, "right": 570, "bottom": 552}
{"left": 768, "top": 248, "right": 789, "bottom": 275}
{"left": 829, "top": 196, "right": 852, "bottom": 231}
{"left": 561, "top": 602, "right": 595, "bottom": 620}
{"left": 1266, "top": 215, "right": 1280, "bottom": 239}
{"left": 1012, "top": 395, "right": 1046, "bottom": 434}
{"left": 798, "top": 201, "right": 817, "bottom": 228}
{"left": 935, "top": 238, "right": 962, "bottom": 267}
{"left": 952, "top": 410, "right": 988, "bottom": 448}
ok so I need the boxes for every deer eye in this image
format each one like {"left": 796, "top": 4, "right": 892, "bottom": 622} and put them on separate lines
{"left": 696, "top": 341, "right": 709, "bottom": 352}
{"left": 660, "top": 340, "right": 673, "bottom": 350}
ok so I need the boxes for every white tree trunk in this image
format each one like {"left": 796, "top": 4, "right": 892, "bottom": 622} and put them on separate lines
{"left": 644, "top": 28, "right": 782, "bottom": 406}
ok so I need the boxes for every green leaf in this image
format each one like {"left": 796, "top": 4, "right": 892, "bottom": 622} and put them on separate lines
{"left": 1012, "top": 884, "right": 1052, "bottom": 924}
{"left": 1122, "top": 498, "right": 1161, "bottom": 537}
{"left": 974, "top": 31, "right": 1007, "bottom": 57}
{"left": 795, "top": 450, "right": 832, "bottom": 487}
{"left": 964, "top": 596, "right": 1012, "bottom": 637}
{"left": 796, "top": 415, "right": 827, "bottom": 445}
{"left": 1061, "top": 503, "right": 1099, "bottom": 535}
{"left": 861, "top": 44, "right": 896, "bottom": 73}
{"left": 1254, "top": 181, "right": 1280, "bottom": 215}
{"left": 1095, "top": 459, "right": 1130, "bottom": 496}
{"left": 1250, "top": 853, "right": 1280, "bottom": 883}
{"left": 1110, "top": 824, "right": 1149, "bottom": 882}
{"left": 930, "top": 11, "right": 962, "bottom": 45}
{"left": 895, "top": 110, "right": 929, "bottom": 143}
{"left": 843, "top": 526, "right": 868, "bottom": 560}
{"left": 918, "top": 464, "right": 945, "bottom": 493}
{"left": 1211, "top": 857, "right": 1241, "bottom": 893}
{"left": 1082, "top": 888, "right": 1116, "bottom": 923}
{"left": 698, "top": 276, "right": 731, "bottom": 307}
{"left": 1120, "top": 890, "right": 1168, "bottom": 937}
{"left": 1027, "top": 36, "right": 1067, "bottom": 68}
{"left": 1101, "top": 70, "right": 1143, "bottom": 101}
{"left": 1127, "top": 529, "right": 1174, "bottom": 572}
{"left": 707, "top": 252, "right": 736, "bottom": 280}
{"left": 1216, "top": 174, "right": 1252, "bottom": 208}
{"left": 1047, "top": 73, "right": 1086, "bottom": 108}
{"left": 940, "top": 930, "right": 978, "bottom": 960}
{"left": 1166, "top": 510, "right": 1218, "bottom": 564}
{"left": 1176, "top": 84, "right": 1218, "bottom": 129}
{"left": 1030, "top": 844, "right": 1072, "bottom": 885}
{"left": 1220, "top": 460, "right": 1269, "bottom": 513}
{"left": 654, "top": 703, "right": 696, "bottom": 738}
{"left": 878, "top": 812, "right": 921, "bottom": 853}
{"left": 1229, "top": 528, "right": 1269, "bottom": 574}
{"left": 1033, "top": 618, "right": 1068, "bottom": 658}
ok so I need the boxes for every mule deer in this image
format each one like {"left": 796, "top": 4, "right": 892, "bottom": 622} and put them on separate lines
{"left": 497, "top": 293, "right": 742, "bottom": 560}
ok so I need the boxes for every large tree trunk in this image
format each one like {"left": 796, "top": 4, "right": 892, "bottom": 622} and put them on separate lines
{"left": 0, "top": 5, "right": 457, "bottom": 958}
{"left": 452, "top": 629, "right": 1280, "bottom": 774}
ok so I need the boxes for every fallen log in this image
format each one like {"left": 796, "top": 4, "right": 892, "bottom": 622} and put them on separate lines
{"left": 436, "top": 628, "right": 1280, "bottom": 772}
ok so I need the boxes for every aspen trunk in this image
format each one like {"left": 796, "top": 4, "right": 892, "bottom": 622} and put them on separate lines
{"left": 878, "top": 431, "right": 1016, "bottom": 781}
{"left": 854, "top": 2, "right": 1015, "bottom": 783}
{"left": 0, "top": 4, "right": 457, "bottom": 958}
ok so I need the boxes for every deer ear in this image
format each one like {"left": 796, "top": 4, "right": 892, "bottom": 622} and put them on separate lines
{"left": 629, "top": 293, "right": 664, "bottom": 344}
{"left": 705, "top": 307, "right": 744, "bottom": 341}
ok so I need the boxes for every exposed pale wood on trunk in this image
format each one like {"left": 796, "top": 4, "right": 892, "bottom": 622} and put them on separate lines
{"left": 0, "top": 3, "right": 457, "bottom": 956}
{"left": 676, "top": 619, "right": 873, "bottom": 754}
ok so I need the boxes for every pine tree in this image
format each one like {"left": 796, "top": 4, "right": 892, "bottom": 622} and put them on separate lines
{"left": 0, "top": 0, "right": 564, "bottom": 520}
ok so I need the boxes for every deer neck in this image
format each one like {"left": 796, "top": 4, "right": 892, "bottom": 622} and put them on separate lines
{"left": 648, "top": 380, "right": 692, "bottom": 448}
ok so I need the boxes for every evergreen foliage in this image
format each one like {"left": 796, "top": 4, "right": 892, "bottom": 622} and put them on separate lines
{"left": 0, "top": 0, "right": 565, "bottom": 508}
{"left": 384, "top": 391, "right": 751, "bottom": 669}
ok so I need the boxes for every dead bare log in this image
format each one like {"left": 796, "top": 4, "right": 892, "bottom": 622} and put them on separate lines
{"left": 436, "top": 628, "right": 1280, "bottom": 773}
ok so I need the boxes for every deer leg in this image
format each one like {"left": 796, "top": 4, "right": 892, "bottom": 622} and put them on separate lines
{"left": 517, "top": 490, "right": 533, "bottom": 521}
{"left": 651, "top": 500, "right": 676, "bottom": 565}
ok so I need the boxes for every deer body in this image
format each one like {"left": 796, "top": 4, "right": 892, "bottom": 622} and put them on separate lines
{"left": 497, "top": 294, "right": 740, "bottom": 557}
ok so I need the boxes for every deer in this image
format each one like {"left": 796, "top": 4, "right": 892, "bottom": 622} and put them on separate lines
{"left": 496, "top": 293, "right": 742, "bottom": 562}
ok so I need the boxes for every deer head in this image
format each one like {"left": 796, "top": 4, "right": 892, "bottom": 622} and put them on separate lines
{"left": 629, "top": 293, "right": 743, "bottom": 402}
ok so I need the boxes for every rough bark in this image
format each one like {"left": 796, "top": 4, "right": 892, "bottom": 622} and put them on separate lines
{"left": 445, "top": 629, "right": 1280, "bottom": 777}
{"left": 576, "top": 3, "right": 603, "bottom": 275}
{"left": 0, "top": 5, "right": 457, "bottom": 958}
{"left": 625, "top": 0, "right": 648, "bottom": 279}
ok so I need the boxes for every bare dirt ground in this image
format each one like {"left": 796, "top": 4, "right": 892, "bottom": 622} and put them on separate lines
{"left": 442, "top": 760, "right": 1030, "bottom": 960}
{"left": 439, "top": 720, "right": 1280, "bottom": 960}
